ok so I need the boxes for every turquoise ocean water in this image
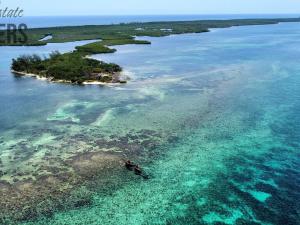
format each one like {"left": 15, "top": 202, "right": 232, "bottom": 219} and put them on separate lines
{"left": 0, "top": 19, "right": 299, "bottom": 224}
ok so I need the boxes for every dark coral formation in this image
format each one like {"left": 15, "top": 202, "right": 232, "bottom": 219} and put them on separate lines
{"left": 0, "top": 128, "right": 167, "bottom": 223}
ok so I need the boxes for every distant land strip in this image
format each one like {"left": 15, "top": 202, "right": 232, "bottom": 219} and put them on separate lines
{"left": 1, "top": 17, "right": 300, "bottom": 55}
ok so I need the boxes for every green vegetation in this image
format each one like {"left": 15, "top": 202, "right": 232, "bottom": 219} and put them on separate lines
{"left": 1, "top": 18, "right": 300, "bottom": 47}
{"left": 75, "top": 42, "right": 116, "bottom": 54}
{"left": 11, "top": 51, "right": 122, "bottom": 84}
{"left": 47, "top": 37, "right": 150, "bottom": 57}
{"left": 76, "top": 38, "right": 151, "bottom": 55}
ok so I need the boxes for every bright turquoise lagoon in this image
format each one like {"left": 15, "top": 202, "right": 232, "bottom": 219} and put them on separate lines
{"left": 0, "top": 22, "right": 300, "bottom": 224}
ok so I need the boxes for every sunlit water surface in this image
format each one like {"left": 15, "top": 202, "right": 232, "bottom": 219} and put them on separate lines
{"left": 0, "top": 23, "right": 300, "bottom": 224}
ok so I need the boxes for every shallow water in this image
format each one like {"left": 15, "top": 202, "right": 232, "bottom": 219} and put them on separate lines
{"left": 0, "top": 22, "right": 300, "bottom": 224}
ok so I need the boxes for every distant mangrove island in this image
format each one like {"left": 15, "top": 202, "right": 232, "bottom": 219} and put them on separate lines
{"left": 6, "top": 17, "right": 300, "bottom": 84}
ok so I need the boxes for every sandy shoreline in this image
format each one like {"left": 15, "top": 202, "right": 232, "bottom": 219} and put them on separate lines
{"left": 11, "top": 70, "right": 126, "bottom": 86}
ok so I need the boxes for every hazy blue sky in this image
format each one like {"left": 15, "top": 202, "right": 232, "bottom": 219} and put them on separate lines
{"left": 3, "top": 0, "right": 300, "bottom": 16}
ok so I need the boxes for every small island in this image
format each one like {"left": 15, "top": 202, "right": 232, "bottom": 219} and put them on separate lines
{"left": 11, "top": 51, "right": 125, "bottom": 84}
{"left": 11, "top": 37, "right": 152, "bottom": 84}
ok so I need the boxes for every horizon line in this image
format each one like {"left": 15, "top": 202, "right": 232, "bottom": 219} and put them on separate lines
{"left": 17, "top": 13, "right": 300, "bottom": 17}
